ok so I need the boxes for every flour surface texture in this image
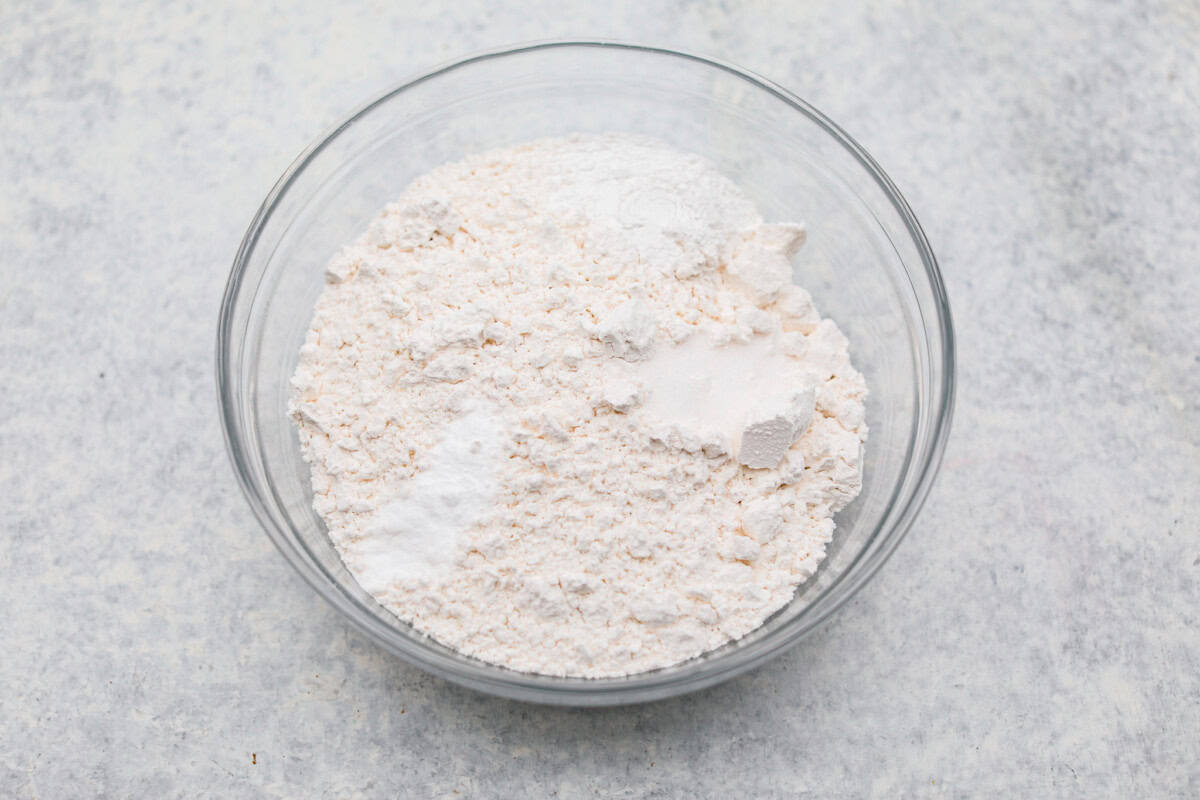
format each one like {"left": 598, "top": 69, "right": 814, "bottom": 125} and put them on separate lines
{"left": 290, "top": 134, "right": 868, "bottom": 678}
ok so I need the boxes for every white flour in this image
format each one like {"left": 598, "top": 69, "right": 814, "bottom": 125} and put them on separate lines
{"left": 346, "top": 408, "right": 503, "bottom": 591}
{"left": 290, "top": 134, "right": 867, "bottom": 677}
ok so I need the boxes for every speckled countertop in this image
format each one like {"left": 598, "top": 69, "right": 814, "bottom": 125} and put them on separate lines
{"left": 2, "top": 1, "right": 1198, "bottom": 797}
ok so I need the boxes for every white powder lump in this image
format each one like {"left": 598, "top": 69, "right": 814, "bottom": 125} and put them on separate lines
{"left": 345, "top": 408, "right": 503, "bottom": 592}
{"left": 630, "top": 335, "right": 818, "bottom": 468}
{"left": 289, "top": 133, "right": 868, "bottom": 678}
{"left": 723, "top": 223, "right": 807, "bottom": 305}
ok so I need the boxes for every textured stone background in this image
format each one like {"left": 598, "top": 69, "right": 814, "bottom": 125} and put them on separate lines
{"left": 2, "top": 1, "right": 1198, "bottom": 797}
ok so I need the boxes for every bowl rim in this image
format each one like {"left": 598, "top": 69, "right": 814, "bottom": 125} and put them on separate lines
{"left": 216, "top": 40, "right": 956, "bottom": 706}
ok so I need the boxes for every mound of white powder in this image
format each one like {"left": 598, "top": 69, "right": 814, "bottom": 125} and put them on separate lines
{"left": 289, "top": 134, "right": 867, "bottom": 677}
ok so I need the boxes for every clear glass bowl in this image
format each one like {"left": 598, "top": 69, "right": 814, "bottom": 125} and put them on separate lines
{"left": 217, "top": 42, "right": 955, "bottom": 705}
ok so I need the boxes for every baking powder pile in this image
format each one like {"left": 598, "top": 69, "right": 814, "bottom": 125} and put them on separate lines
{"left": 290, "top": 134, "right": 867, "bottom": 677}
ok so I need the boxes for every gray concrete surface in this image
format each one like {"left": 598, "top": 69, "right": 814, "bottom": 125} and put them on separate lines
{"left": 2, "top": 1, "right": 1198, "bottom": 796}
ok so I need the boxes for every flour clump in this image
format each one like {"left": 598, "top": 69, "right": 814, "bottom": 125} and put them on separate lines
{"left": 289, "top": 134, "right": 868, "bottom": 677}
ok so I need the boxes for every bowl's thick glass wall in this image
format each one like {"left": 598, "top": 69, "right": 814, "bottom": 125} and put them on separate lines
{"left": 219, "top": 43, "right": 954, "bottom": 705}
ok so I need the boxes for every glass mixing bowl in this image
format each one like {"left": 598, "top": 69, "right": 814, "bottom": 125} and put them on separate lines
{"left": 217, "top": 42, "right": 955, "bottom": 705}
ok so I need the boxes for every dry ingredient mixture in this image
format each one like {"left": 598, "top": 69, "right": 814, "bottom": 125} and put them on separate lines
{"left": 290, "top": 134, "right": 867, "bottom": 677}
